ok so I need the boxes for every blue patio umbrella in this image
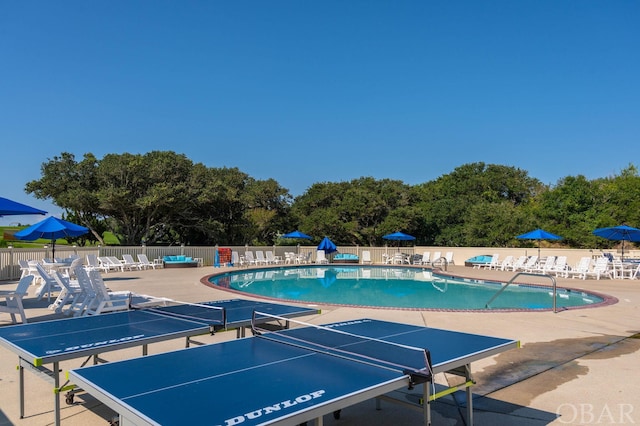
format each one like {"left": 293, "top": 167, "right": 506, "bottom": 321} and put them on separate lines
{"left": 516, "top": 228, "right": 563, "bottom": 258}
{"left": 317, "top": 236, "right": 337, "bottom": 254}
{"left": 0, "top": 197, "right": 47, "bottom": 217}
{"left": 382, "top": 231, "right": 416, "bottom": 241}
{"left": 383, "top": 231, "right": 416, "bottom": 251}
{"left": 14, "top": 216, "right": 89, "bottom": 258}
{"left": 593, "top": 225, "right": 640, "bottom": 260}
{"left": 281, "top": 230, "right": 313, "bottom": 240}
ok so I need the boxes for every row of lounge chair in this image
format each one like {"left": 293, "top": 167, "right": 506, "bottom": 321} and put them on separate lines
{"left": 234, "top": 250, "right": 289, "bottom": 266}
{"left": 474, "top": 254, "right": 640, "bottom": 280}
{"left": 19, "top": 254, "right": 162, "bottom": 282}
{"left": 87, "top": 254, "right": 162, "bottom": 272}
{"left": 384, "top": 251, "right": 454, "bottom": 266}
{"left": 4, "top": 263, "right": 132, "bottom": 324}
{"left": 46, "top": 266, "right": 131, "bottom": 317}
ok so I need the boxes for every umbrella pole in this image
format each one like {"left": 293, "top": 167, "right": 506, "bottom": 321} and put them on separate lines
{"left": 51, "top": 239, "right": 56, "bottom": 259}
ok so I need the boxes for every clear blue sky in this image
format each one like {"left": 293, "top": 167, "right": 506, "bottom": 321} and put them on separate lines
{"left": 2, "top": 1, "right": 639, "bottom": 225}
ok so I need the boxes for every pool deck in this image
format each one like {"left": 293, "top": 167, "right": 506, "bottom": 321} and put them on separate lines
{"left": 1, "top": 264, "right": 639, "bottom": 425}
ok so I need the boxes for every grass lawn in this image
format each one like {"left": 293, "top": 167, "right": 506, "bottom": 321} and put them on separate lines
{"left": 1, "top": 226, "right": 119, "bottom": 248}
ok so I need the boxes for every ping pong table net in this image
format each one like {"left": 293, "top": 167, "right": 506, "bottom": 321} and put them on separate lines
{"left": 134, "top": 300, "right": 227, "bottom": 332}
{"left": 251, "top": 312, "right": 433, "bottom": 389}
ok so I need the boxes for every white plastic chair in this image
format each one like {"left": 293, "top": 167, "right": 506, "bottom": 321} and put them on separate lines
{"left": 48, "top": 271, "right": 83, "bottom": 314}
{"left": 361, "top": 251, "right": 372, "bottom": 264}
{"left": 254, "top": 251, "right": 268, "bottom": 265}
{"left": 34, "top": 264, "right": 62, "bottom": 302}
{"left": 444, "top": 251, "right": 455, "bottom": 265}
{"left": 244, "top": 251, "right": 257, "bottom": 265}
{"left": 316, "top": 250, "right": 328, "bottom": 264}
{"left": 83, "top": 270, "right": 131, "bottom": 315}
{"left": 136, "top": 254, "right": 158, "bottom": 270}
{"left": 122, "top": 254, "right": 142, "bottom": 270}
{"left": 0, "top": 275, "right": 34, "bottom": 324}
{"left": 265, "top": 251, "right": 282, "bottom": 264}
{"left": 568, "top": 257, "right": 592, "bottom": 280}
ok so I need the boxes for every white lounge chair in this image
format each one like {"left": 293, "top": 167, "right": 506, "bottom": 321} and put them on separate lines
{"left": 122, "top": 254, "right": 142, "bottom": 270}
{"left": 97, "top": 256, "right": 118, "bottom": 272}
{"left": 529, "top": 256, "right": 556, "bottom": 274}
{"left": 585, "top": 257, "right": 612, "bottom": 280}
{"left": 244, "top": 251, "right": 257, "bottom": 265}
{"left": 624, "top": 263, "right": 640, "bottom": 280}
{"left": 444, "top": 252, "right": 455, "bottom": 265}
{"left": 34, "top": 264, "right": 62, "bottom": 302}
{"left": 83, "top": 270, "right": 131, "bottom": 315}
{"left": 481, "top": 254, "right": 500, "bottom": 270}
{"left": 254, "top": 251, "right": 268, "bottom": 265}
{"left": 85, "top": 254, "right": 108, "bottom": 273}
{"left": 420, "top": 252, "right": 431, "bottom": 265}
{"left": 63, "top": 257, "right": 84, "bottom": 279}
{"left": 508, "top": 256, "right": 527, "bottom": 271}
{"left": 361, "top": 251, "right": 372, "bottom": 264}
{"left": 137, "top": 253, "right": 159, "bottom": 270}
{"left": 551, "top": 256, "right": 570, "bottom": 277}
{"left": 431, "top": 252, "right": 442, "bottom": 266}
{"left": 568, "top": 257, "right": 592, "bottom": 280}
{"left": 265, "top": 251, "right": 282, "bottom": 264}
{"left": 49, "top": 271, "right": 84, "bottom": 314}
{"left": 519, "top": 255, "right": 538, "bottom": 271}
{"left": 107, "top": 256, "right": 127, "bottom": 272}
{"left": 18, "top": 259, "right": 31, "bottom": 279}
{"left": 498, "top": 255, "right": 514, "bottom": 271}
{"left": 68, "top": 267, "right": 97, "bottom": 316}
{"left": 316, "top": 250, "right": 328, "bottom": 264}
{"left": 0, "top": 275, "right": 34, "bottom": 324}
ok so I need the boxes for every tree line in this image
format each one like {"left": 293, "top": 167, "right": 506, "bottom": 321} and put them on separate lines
{"left": 25, "top": 151, "right": 640, "bottom": 251}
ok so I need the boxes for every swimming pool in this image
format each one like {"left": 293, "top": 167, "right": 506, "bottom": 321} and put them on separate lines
{"left": 207, "top": 266, "right": 611, "bottom": 311}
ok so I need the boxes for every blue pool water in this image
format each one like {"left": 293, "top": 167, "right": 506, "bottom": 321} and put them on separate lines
{"left": 208, "top": 266, "right": 606, "bottom": 310}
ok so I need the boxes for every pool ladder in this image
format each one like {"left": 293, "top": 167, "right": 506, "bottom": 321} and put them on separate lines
{"left": 485, "top": 272, "right": 558, "bottom": 313}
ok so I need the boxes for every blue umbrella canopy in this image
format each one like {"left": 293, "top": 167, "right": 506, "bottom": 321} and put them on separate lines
{"left": 516, "top": 229, "right": 563, "bottom": 241}
{"left": 593, "top": 225, "right": 640, "bottom": 259}
{"left": 281, "top": 230, "right": 313, "bottom": 240}
{"left": 0, "top": 197, "right": 47, "bottom": 217}
{"left": 592, "top": 225, "right": 640, "bottom": 242}
{"left": 516, "top": 228, "right": 563, "bottom": 258}
{"left": 382, "top": 231, "right": 416, "bottom": 241}
{"left": 317, "top": 236, "right": 337, "bottom": 254}
{"left": 383, "top": 231, "right": 416, "bottom": 251}
{"left": 14, "top": 216, "right": 89, "bottom": 258}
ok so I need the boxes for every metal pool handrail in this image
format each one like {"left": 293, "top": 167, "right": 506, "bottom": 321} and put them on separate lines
{"left": 485, "top": 272, "right": 558, "bottom": 313}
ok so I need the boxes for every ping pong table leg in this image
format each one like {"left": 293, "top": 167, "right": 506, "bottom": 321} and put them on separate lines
{"left": 424, "top": 381, "right": 432, "bottom": 426}
{"left": 464, "top": 364, "right": 473, "bottom": 425}
{"left": 54, "top": 360, "right": 61, "bottom": 426}
{"left": 19, "top": 362, "right": 24, "bottom": 418}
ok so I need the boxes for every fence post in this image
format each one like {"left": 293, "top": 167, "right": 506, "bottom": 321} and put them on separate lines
{"left": 7, "top": 244, "right": 15, "bottom": 278}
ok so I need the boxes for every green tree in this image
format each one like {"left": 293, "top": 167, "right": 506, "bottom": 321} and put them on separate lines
{"left": 25, "top": 153, "right": 105, "bottom": 244}
{"left": 536, "top": 175, "right": 602, "bottom": 248}
{"left": 291, "top": 177, "right": 414, "bottom": 245}
{"left": 415, "top": 163, "right": 542, "bottom": 246}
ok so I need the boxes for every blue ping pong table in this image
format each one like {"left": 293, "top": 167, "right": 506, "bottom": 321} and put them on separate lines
{"left": 69, "top": 318, "right": 519, "bottom": 426}
{"left": 0, "top": 299, "right": 319, "bottom": 426}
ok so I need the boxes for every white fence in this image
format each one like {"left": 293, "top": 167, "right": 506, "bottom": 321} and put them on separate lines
{"left": 1, "top": 244, "right": 632, "bottom": 282}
